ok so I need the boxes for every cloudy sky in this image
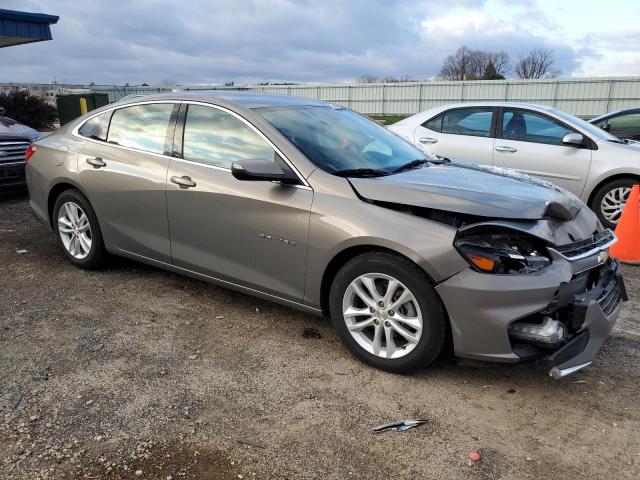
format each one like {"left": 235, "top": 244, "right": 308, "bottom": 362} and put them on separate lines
{"left": 2, "top": 0, "right": 639, "bottom": 85}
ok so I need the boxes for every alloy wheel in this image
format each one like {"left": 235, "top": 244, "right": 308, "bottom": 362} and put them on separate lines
{"left": 600, "top": 186, "right": 631, "bottom": 225}
{"left": 58, "top": 201, "right": 92, "bottom": 259}
{"left": 342, "top": 273, "right": 423, "bottom": 359}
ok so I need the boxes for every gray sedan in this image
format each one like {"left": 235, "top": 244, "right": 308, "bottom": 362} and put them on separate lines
{"left": 26, "top": 93, "right": 626, "bottom": 378}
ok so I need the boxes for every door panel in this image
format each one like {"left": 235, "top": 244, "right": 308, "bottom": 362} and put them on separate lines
{"left": 166, "top": 103, "right": 312, "bottom": 302}
{"left": 166, "top": 161, "right": 312, "bottom": 301}
{"left": 78, "top": 142, "right": 172, "bottom": 261}
{"left": 76, "top": 103, "right": 175, "bottom": 262}
{"left": 494, "top": 109, "right": 591, "bottom": 195}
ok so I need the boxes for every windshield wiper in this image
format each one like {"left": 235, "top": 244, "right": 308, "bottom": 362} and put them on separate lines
{"left": 331, "top": 168, "right": 389, "bottom": 178}
{"left": 391, "top": 159, "right": 430, "bottom": 174}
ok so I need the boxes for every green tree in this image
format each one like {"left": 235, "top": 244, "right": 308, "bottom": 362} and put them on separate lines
{"left": 0, "top": 88, "right": 57, "bottom": 130}
{"left": 482, "top": 61, "right": 505, "bottom": 80}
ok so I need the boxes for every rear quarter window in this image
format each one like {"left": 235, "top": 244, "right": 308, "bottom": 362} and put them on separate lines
{"left": 78, "top": 112, "right": 111, "bottom": 141}
{"left": 422, "top": 114, "right": 442, "bottom": 132}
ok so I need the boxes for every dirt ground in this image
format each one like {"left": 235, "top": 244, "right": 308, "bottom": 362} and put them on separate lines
{"left": 1, "top": 191, "right": 639, "bottom": 480}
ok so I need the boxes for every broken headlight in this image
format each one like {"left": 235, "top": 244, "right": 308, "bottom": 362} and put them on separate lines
{"left": 454, "top": 228, "right": 552, "bottom": 274}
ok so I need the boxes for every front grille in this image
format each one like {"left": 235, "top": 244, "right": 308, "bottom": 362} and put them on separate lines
{"left": 0, "top": 141, "right": 30, "bottom": 165}
{"left": 553, "top": 230, "right": 615, "bottom": 260}
{"left": 598, "top": 278, "right": 621, "bottom": 316}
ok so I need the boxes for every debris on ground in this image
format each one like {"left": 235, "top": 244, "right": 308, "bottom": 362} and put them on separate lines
{"left": 10, "top": 391, "right": 23, "bottom": 409}
{"left": 469, "top": 450, "right": 481, "bottom": 463}
{"left": 372, "top": 419, "right": 427, "bottom": 433}
{"left": 16, "top": 249, "right": 28, "bottom": 254}
{"left": 235, "top": 438, "right": 267, "bottom": 449}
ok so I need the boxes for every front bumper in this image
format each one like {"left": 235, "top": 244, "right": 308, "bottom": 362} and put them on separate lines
{"left": 548, "top": 261, "right": 626, "bottom": 378}
{"left": 436, "top": 249, "right": 627, "bottom": 377}
{"left": 0, "top": 162, "right": 26, "bottom": 189}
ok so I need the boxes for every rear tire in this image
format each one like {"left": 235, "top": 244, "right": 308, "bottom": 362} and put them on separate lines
{"left": 329, "top": 251, "right": 447, "bottom": 373}
{"left": 53, "top": 189, "right": 106, "bottom": 269}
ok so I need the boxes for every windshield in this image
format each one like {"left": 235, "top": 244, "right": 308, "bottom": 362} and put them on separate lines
{"left": 255, "top": 105, "right": 428, "bottom": 175}
{"left": 551, "top": 108, "right": 620, "bottom": 142}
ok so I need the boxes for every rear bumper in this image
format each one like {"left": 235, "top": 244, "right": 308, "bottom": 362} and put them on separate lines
{"left": 436, "top": 254, "right": 626, "bottom": 377}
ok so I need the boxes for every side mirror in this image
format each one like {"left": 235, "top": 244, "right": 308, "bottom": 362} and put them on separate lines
{"left": 602, "top": 121, "right": 611, "bottom": 132}
{"left": 562, "top": 133, "right": 584, "bottom": 147}
{"left": 231, "top": 159, "right": 299, "bottom": 185}
{"left": 0, "top": 106, "right": 5, "bottom": 115}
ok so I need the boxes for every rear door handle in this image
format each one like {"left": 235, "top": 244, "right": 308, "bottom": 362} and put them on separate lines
{"left": 419, "top": 137, "right": 438, "bottom": 144}
{"left": 170, "top": 175, "right": 197, "bottom": 188}
{"left": 86, "top": 157, "right": 106, "bottom": 168}
{"left": 495, "top": 145, "right": 518, "bottom": 153}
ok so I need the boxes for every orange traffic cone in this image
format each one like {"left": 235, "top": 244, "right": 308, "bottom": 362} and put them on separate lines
{"left": 610, "top": 184, "right": 640, "bottom": 265}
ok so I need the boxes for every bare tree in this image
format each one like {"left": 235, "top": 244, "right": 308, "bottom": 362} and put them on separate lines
{"left": 515, "top": 48, "right": 560, "bottom": 79}
{"left": 380, "top": 75, "right": 414, "bottom": 83}
{"left": 438, "top": 47, "right": 510, "bottom": 80}
{"left": 159, "top": 78, "right": 176, "bottom": 88}
{"left": 438, "top": 46, "right": 480, "bottom": 80}
{"left": 357, "top": 74, "right": 380, "bottom": 84}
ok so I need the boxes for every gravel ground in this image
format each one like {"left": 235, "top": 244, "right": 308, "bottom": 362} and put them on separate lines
{"left": 1, "top": 191, "right": 639, "bottom": 480}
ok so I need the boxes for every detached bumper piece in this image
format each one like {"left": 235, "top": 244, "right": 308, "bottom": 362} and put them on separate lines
{"left": 547, "top": 260, "right": 627, "bottom": 379}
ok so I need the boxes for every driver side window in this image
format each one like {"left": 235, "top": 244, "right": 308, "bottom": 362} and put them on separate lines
{"left": 182, "top": 105, "right": 276, "bottom": 169}
{"left": 502, "top": 109, "right": 572, "bottom": 146}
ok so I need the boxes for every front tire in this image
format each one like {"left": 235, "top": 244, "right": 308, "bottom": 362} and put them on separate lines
{"left": 591, "top": 178, "right": 636, "bottom": 230}
{"left": 53, "top": 189, "right": 106, "bottom": 269}
{"left": 329, "top": 251, "right": 447, "bottom": 373}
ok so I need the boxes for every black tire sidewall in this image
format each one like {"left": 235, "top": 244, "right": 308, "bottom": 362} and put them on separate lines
{"left": 591, "top": 178, "right": 637, "bottom": 230}
{"left": 329, "top": 252, "right": 446, "bottom": 373}
{"left": 53, "top": 190, "right": 105, "bottom": 269}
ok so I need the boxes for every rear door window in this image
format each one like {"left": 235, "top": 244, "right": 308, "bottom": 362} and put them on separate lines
{"left": 502, "top": 109, "right": 572, "bottom": 145}
{"left": 107, "top": 104, "right": 174, "bottom": 154}
{"left": 441, "top": 108, "right": 493, "bottom": 137}
{"left": 182, "top": 105, "right": 276, "bottom": 169}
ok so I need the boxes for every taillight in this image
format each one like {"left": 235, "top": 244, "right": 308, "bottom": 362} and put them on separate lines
{"left": 25, "top": 144, "right": 36, "bottom": 161}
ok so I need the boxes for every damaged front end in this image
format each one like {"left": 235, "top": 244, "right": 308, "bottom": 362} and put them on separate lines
{"left": 437, "top": 221, "right": 627, "bottom": 378}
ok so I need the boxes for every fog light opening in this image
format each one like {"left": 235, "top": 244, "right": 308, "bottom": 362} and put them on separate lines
{"left": 509, "top": 317, "right": 565, "bottom": 347}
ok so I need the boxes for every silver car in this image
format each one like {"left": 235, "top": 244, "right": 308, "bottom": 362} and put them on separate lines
{"left": 389, "top": 102, "right": 640, "bottom": 229}
{"left": 26, "top": 93, "right": 627, "bottom": 378}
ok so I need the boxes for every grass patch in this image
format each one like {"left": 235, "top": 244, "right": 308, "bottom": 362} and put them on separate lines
{"left": 368, "top": 115, "right": 409, "bottom": 125}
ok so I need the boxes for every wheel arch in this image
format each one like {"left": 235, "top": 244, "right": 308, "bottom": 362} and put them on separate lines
{"left": 586, "top": 173, "right": 640, "bottom": 208}
{"left": 47, "top": 179, "right": 92, "bottom": 229}
{"left": 319, "top": 244, "right": 441, "bottom": 318}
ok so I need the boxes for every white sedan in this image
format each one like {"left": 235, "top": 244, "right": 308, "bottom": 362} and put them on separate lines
{"left": 389, "top": 102, "right": 640, "bottom": 228}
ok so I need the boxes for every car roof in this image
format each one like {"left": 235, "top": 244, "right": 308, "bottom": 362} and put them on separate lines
{"left": 392, "top": 101, "right": 561, "bottom": 126}
{"left": 114, "top": 91, "right": 329, "bottom": 109}
{"left": 431, "top": 101, "right": 558, "bottom": 112}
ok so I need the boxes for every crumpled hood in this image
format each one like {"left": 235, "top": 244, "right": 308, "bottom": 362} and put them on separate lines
{"left": 349, "top": 160, "right": 586, "bottom": 221}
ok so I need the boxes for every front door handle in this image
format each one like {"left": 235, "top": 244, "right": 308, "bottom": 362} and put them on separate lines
{"left": 419, "top": 137, "right": 438, "bottom": 144}
{"left": 86, "top": 157, "right": 106, "bottom": 168}
{"left": 170, "top": 175, "right": 197, "bottom": 188}
{"left": 495, "top": 145, "right": 518, "bottom": 153}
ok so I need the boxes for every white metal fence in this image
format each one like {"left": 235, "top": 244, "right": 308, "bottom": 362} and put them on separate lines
{"left": 89, "top": 77, "right": 640, "bottom": 118}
